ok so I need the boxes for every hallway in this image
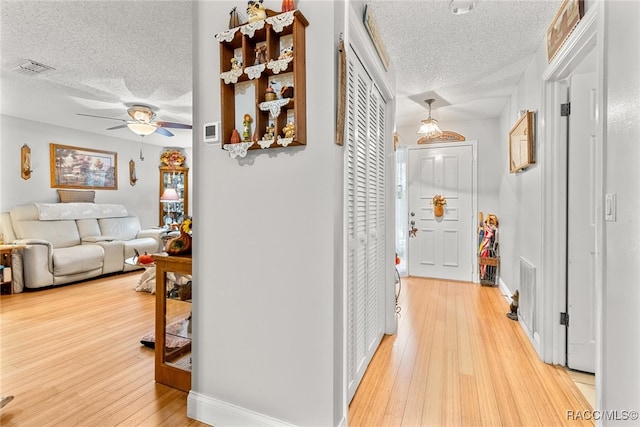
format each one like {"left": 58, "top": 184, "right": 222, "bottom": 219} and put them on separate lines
{"left": 348, "top": 277, "right": 593, "bottom": 426}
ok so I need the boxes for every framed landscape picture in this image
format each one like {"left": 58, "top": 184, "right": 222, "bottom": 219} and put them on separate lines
{"left": 50, "top": 143, "right": 118, "bottom": 189}
{"left": 508, "top": 111, "right": 535, "bottom": 173}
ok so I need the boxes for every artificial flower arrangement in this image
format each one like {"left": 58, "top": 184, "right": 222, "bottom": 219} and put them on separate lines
{"left": 431, "top": 194, "right": 447, "bottom": 217}
{"left": 432, "top": 194, "right": 447, "bottom": 206}
{"left": 160, "top": 149, "right": 186, "bottom": 167}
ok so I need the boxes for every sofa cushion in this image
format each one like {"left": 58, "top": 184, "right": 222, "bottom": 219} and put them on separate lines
{"left": 57, "top": 189, "right": 95, "bottom": 203}
{"left": 53, "top": 245, "right": 104, "bottom": 276}
{"left": 98, "top": 217, "right": 141, "bottom": 240}
{"left": 13, "top": 220, "right": 80, "bottom": 248}
{"left": 76, "top": 219, "right": 101, "bottom": 239}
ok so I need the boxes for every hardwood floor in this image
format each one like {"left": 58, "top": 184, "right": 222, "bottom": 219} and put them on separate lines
{"left": 0, "top": 272, "right": 207, "bottom": 427}
{"left": 1, "top": 273, "right": 594, "bottom": 426}
{"left": 348, "top": 277, "right": 594, "bottom": 427}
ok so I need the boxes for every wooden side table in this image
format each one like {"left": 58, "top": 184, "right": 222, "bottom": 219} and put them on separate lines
{"left": 152, "top": 253, "right": 192, "bottom": 392}
{"left": 0, "top": 245, "right": 26, "bottom": 295}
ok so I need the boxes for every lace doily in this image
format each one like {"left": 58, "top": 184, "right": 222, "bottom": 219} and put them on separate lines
{"left": 214, "top": 28, "right": 239, "bottom": 43}
{"left": 223, "top": 142, "right": 253, "bottom": 159}
{"left": 244, "top": 63, "right": 265, "bottom": 80}
{"left": 220, "top": 68, "right": 243, "bottom": 84}
{"left": 266, "top": 11, "right": 295, "bottom": 33}
{"left": 258, "top": 138, "right": 275, "bottom": 149}
{"left": 240, "top": 20, "right": 265, "bottom": 38}
{"left": 266, "top": 57, "right": 293, "bottom": 74}
{"left": 278, "top": 137, "right": 294, "bottom": 147}
{"left": 259, "top": 98, "right": 291, "bottom": 118}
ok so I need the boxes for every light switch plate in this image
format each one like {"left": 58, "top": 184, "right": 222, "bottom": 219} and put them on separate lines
{"left": 605, "top": 193, "right": 616, "bottom": 222}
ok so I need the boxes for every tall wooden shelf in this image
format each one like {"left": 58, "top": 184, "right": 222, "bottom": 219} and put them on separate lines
{"left": 216, "top": 10, "right": 308, "bottom": 152}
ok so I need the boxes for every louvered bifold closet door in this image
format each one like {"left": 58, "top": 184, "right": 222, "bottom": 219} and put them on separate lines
{"left": 346, "top": 47, "right": 386, "bottom": 402}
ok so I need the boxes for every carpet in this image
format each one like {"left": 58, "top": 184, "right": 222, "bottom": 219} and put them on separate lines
{"left": 140, "top": 317, "right": 191, "bottom": 350}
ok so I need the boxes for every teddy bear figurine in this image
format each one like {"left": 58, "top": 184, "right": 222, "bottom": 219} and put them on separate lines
{"left": 282, "top": 122, "right": 295, "bottom": 139}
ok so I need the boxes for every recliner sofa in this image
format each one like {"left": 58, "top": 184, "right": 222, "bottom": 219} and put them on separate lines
{"left": 0, "top": 203, "right": 164, "bottom": 293}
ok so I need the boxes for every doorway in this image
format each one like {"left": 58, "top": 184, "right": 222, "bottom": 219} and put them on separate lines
{"left": 407, "top": 143, "right": 476, "bottom": 282}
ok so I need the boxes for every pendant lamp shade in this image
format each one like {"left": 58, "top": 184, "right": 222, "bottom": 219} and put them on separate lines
{"left": 417, "top": 99, "right": 443, "bottom": 139}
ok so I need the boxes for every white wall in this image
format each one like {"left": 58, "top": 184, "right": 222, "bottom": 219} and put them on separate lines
{"left": 191, "top": 1, "right": 344, "bottom": 426}
{"left": 0, "top": 115, "right": 191, "bottom": 229}
{"left": 496, "top": 43, "right": 548, "bottom": 298}
{"left": 602, "top": 1, "right": 640, "bottom": 423}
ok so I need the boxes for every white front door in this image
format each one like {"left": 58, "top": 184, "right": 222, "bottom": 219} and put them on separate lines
{"left": 408, "top": 144, "right": 474, "bottom": 281}
{"left": 567, "top": 72, "right": 597, "bottom": 373}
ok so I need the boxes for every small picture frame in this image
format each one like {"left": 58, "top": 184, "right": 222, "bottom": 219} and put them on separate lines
{"left": 203, "top": 122, "right": 220, "bottom": 145}
{"left": 508, "top": 111, "right": 535, "bottom": 173}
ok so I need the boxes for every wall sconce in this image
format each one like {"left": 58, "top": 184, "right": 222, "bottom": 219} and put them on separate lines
{"left": 129, "top": 159, "right": 138, "bottom": 186}
{"left": 21, "top": 144, "right": 33, "bottom": 180}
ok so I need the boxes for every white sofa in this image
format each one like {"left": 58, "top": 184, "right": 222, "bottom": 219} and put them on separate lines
{"left": 0, "top": 203, "right": 164, "bottom": 292}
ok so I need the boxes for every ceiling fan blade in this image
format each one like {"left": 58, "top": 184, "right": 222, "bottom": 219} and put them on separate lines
{"left": 77, "top": 113, "right": 126, "bottom": 122}
{"left": 106, "top": 124, "right": 129, "bottom": 130}
{"left": 155, "top": 127, "right": 175, "bottom": 137}
{"left": 156, "top": 121, "right": 192, "bottom": 129}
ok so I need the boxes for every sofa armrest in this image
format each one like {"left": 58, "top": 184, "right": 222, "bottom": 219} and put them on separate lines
{"left": 136, "top": 228, "right": 166, "bottom": 240}
{"left": 14, "top": 239, "right": 54, "bottom": 272}
{"left": 136, "top": 228, "right": 166, "bottom": 253}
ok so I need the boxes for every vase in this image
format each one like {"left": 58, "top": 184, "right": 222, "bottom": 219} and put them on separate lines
{"left": 434, "top": 204, "right": 444, "bottom": 218}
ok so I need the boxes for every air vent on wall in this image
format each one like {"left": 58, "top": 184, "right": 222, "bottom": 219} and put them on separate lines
{"left": 11, "top": 59, "right": 55, "bottom": 76}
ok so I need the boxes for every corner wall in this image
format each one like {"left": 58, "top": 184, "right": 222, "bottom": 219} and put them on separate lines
{"left": 191, "top": 1, "right": 344, "bottom": 426}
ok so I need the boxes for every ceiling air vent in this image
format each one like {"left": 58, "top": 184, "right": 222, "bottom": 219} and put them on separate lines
{"left": 11, "top": 59, "right": 55, "bottom": 76}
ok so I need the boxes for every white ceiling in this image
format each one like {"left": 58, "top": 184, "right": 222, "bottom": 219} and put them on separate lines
{"left": 0, "top": 0, "right": 562, "bottom": 148}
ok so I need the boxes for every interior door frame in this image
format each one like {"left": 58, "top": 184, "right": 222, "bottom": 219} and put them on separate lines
{"left": 407, "top": 141, "right": 478, "bottom": 283}
{"left": 539, "top": 3, "right": 602, "bottom": 407}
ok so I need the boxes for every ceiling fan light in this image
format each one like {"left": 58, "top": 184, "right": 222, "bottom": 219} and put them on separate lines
{"left": 127, "top": 122, "right": 157, "bottom": 136}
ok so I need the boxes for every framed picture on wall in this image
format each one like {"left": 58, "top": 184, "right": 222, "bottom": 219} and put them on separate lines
{"left": 508, "top": 111, "right": 535, "bottom": 173}
{"left": 50, "top": 143, "right": 118, "bottom": 189}
{"left": 546, "top": 0, "right": 584, "bottom": 62}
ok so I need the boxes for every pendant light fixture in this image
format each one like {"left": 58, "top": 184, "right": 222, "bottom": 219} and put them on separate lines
{"left": 416, "top": 99, "right": 443, "bottom": 139}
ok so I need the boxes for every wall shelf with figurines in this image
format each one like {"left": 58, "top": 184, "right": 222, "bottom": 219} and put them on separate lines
{"left": 215, "top": 4, "right": 308, "bottom": 157}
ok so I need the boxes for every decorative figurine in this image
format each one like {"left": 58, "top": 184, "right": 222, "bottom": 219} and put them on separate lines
{"left": 280, "top": 85, "right": 293, "bottom": 98}
{"left": 165, "top": 217, "right": 193, "bottom": 256}
{"left": 247, "top": 0, "right": 267, "bottom": 24}
{"left": 230, "top": 57, "right": 242, "bottom": 70}
{"left": 282, "top": 121, "right": 295, "bottom": 138}
{"left": 230, "top": 129, "right": 241, "bottom": 143}
{"left": 507, "top": 290, "right": 519, "bottom": 320}
{"left": 262, "top": 124, "right": 275, "bottom": 140}
{"left": 254, "top": 45, "right": 267, "bottom": 65}
{"left": 243, "top": 114, "right": 253, "bottom": 141}
{"left": 278, "top": 46, "right": 294, "bottom": 60}
{"left": 229, "top": 6, "right": 242, "bottom": 28}
{"left": 281, "top": 0, "right": 295, "bottom": 12}
{"left": 265, "top": 86, "right": 277, "bottom": 101}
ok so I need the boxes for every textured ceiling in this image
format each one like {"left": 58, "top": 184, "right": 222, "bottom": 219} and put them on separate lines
{"left": 0, "top": 0, "right": 562, "bottom": 148}
{"left": 0, "top": 0, "right": 193, "bottom": 147}
{"left": 367, "top": 0, "right": 561, "bottom": 131}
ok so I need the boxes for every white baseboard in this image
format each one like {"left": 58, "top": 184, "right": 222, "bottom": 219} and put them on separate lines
{"left": 498, "top": 276, "right": 513, "bottom": 304}
{"left": 187, "top": 391, "right": 297, "bottom": 427}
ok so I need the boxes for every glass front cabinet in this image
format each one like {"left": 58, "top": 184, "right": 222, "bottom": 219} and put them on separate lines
{"left": 159, "top": 166, "right": 188, "bottom": 227}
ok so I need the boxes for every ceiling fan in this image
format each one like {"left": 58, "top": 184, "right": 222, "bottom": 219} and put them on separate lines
{"left": 77, "top": 104, "right": 192, "bottom": 137}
